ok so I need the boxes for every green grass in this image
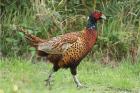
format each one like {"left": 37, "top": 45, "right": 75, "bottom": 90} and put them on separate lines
{"left": 0, "top": 58, "right": 140, "bottom": 93}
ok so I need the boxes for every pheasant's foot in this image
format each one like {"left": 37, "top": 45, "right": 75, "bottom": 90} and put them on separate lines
{"left": 77, "top": 84, "right": 88, "bottom": 88}
{"left": 45, "top": 79, "right": 52, "bottom": 86}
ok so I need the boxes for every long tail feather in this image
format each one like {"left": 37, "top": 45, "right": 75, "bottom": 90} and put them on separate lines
{"left": 18, "top": 27, "right": 47, "bottom": 46}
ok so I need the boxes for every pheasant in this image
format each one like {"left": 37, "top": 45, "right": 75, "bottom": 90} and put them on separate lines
{"left": 19, "top": 11, "right": 106, "bottom": 88}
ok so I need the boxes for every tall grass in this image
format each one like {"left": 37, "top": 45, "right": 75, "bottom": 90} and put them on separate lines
{"left": 0, "top": 0, "right": 140, "bottom": 62}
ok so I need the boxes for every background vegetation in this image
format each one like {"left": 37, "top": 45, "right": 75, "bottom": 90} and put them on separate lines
{"left": 1, "top": 0, "right": 140, "bottom": 61}
{"left": 0, "top": 0, "right": 140, "bottom": 93}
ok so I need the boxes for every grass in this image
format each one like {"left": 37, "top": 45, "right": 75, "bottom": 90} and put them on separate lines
{"left": 0, "top": 58, "right": 140, "bottom": 93}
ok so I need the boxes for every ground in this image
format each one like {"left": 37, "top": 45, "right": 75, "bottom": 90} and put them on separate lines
{"left": 0, "top": 58, "right": 140, "bottom": 93}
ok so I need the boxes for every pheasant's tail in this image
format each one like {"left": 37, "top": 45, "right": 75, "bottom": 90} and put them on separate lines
{"left": 18, "top": 26, "right": 47, "bottom": 46}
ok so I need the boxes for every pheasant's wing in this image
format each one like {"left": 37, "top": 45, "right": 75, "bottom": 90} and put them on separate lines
{"left": 38, "top": 32, "right": 81, "bottom": 54}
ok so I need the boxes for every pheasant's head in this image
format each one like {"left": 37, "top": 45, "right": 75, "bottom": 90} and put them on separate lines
{"left": 91, "top": 11, "right": 106, "bottom": 22}
{"left": 87, "top": 11, "right": 106, "bottom": 29}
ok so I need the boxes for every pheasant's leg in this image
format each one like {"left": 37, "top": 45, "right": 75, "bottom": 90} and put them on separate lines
{"left": 45, "top": 66, "right": 59, "bottom": 86}
{"left": 45, "top": 68, "right": 54, "bottom": 86}
{"left": 70, "top": 67, "right": 83, "bottom": 88}
{"left": 73, "top": 75, "right": 82, "bottom": 87}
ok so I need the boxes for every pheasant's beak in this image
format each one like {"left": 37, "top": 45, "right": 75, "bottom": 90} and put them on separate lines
{"left": 101, "top": 14, "right": 106, "bottom": 20}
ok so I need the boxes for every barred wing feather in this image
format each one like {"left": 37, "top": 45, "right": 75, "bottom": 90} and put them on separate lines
{"left": 38, "top": 32, "right": 80, "bottom": 54}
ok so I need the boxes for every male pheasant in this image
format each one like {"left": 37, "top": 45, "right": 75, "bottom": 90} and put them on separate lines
{"left": 19, "top": 11, "right": 106, "bottom": 88}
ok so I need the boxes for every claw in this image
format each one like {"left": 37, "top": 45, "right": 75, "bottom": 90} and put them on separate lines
{"left": 77, "top": 84, "right": 88, "bottom": 88}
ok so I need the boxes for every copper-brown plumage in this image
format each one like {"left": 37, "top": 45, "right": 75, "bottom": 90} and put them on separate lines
{"left": 19, "top": 11, "right": 106, "bottom": 88}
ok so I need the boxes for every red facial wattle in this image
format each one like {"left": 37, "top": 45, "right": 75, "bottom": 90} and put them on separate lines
{"left": 92, "top": 11, "right": 102, "bottom": 21}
